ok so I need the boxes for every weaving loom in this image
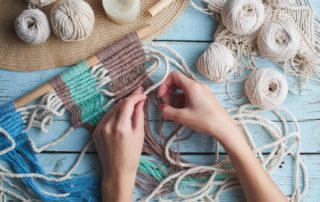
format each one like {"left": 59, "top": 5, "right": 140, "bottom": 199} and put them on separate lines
{"left": 0, "top": 25, "right": 196, "bottom": 201}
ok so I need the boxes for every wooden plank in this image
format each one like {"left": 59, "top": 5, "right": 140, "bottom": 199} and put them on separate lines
{"left": 0, "top": 42, "right": 319, "bottom": 153}
{"left": 157, "top": 0, "right": 320, "bottom": 41}
{"left": 25, "top": 119, "right": 320, "bottom": 153}
{"left": 157, "top": 1, "right": 217, "bottom": 41}
{"left": 1, "top": 43, "right": 320, "bottom": 121}
{"left": 1, "top": 153, "right": 319, "bottom": 201}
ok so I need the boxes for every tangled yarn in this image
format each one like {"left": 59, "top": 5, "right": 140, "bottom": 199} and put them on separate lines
{"left": 257, "top": 20, "right": 301, "bottom": 62}
{"left": 197, "top": 42, "right": 237, "bottom": 83}
{"left": 27, "top": 0, "right": 56, "bottom": 7}
{"left": 14, "top": 9, "right": 51, "bottom": 45}
{"left": 221, "top": 0, "right": 265, "bottom": 35}
{"left": 50, "top": 0, "right": 95, "bottom": 42}
{"left": 245, "top": 68, "right": 288, "bottom": 109}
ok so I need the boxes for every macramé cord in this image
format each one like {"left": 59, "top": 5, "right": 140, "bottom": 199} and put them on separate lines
{"left": 139, "top": 105, "right": 308, "bottom": 201}
{"left": 191, "top": 0, "right": 320, "bottom": 85}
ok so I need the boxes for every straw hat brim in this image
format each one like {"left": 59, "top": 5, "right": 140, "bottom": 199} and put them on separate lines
{"left": 0, "top": 0, "right": 188, "bottom": 72}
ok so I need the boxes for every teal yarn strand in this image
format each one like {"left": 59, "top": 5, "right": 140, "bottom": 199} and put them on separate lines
{"left": 138, "top": 156, "right": 228, "bottom": 188}
{"left": 57, "top": 61, "right": 110, "bottom": 127}
{"left": 139, "top": 156, "right": 168, "bottom": 182}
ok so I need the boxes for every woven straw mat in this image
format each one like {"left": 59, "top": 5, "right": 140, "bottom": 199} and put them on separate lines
{"left": 0, "top": 0, "right": 188, "bottom": 71}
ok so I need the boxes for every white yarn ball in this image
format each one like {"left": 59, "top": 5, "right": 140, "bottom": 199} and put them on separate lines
{"left": 245, "top": 68, "right": 288, "bottom": 109}
{"left": 14, "top": 9, "right": 51, "bottom": 45}
{"left": 50, "top": 0, "right": 95, "bottom": 42}
{"left": 197, "top": 42, "right": 236, "bottom": 83}
{"left": 257, "top": 20, "right": 301, "bottom": 62}
{"left": 221, "top": 0, "right": 265, "bottom": 35}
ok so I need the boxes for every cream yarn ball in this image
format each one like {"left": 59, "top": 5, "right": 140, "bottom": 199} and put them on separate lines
{"left": 50, "top": 0, "right": 95, "bottom": 42}
{"left": 221, "top": 0, "right": 265, "bottom": 35}
{"left": 245, "top": 68, "right": 288, "bottom": 109}
{"left": 14, "top": 9, "right": 51, "bottom": 45}
{"left": 257, "top": 20, "right": 301, "bottom": 62}
{"left": 197, "top": 42, "right": 237, "bottom": 83}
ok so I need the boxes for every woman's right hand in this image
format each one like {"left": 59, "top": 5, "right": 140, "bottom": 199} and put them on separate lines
{"left": 158, "top": 72, "right": 288, "bottom": 202}
{"left": 158, "top": 72, "right": 239, "bottom": 141}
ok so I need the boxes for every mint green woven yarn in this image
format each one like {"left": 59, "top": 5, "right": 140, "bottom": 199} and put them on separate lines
{"left": 60, "top": 61, "right": 109, "bottom": 126}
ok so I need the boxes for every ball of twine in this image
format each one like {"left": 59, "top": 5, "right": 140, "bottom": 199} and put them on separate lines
{"left": 14, "top": 9, "right": 51, "bottom": 45}
{"left": 197, "top": 42, "right": 237, "bottom": 83}
{"left": 221, "top": 0, "right": 265, "bottom": 35}
{"left": 245, "top": 68, "right": 288, "bottom": 109}
{"left": 257, "top": 20, "right": 301, "bottom": 62}
{"left": 50, "top": 0, "right": 95, "bottom": 42}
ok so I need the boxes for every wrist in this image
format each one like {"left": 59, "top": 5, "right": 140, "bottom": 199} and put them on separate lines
{"left": 207, "top": 119, "right": 245, "bottom": 145}
{"left": 102, "top": 173, "right": 136, "bottom": 202}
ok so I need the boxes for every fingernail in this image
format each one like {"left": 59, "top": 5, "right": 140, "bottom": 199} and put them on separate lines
{"left": 160, "top": 104, "right": 165, "bottom": 111}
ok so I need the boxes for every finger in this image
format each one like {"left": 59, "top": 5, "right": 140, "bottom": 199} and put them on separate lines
{"left": 93, "top": 105, "right": 120, "bottom": 136}
{"left": 118, "top": 94, "right": 147, "bottom": 126}
{"left": 158, "top": 82, "right": 177, "bottom": 98}
{"left": 161, "top": 93, "right": 171, "bottom": 104}
{"left": 133, "top": 100, "right": 145, "bottom": 134}
{"left": 158, "top": 72, "right": 194, "bottom": 97}
{"left": 160, "top": 103, "right": 187, "bottom": 123}
{"left": 132, "top": 86, "right": 144, "bottom": 95}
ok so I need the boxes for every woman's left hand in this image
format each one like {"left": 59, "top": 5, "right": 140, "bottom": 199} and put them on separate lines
{"left": 93, "top": 87, "right": 146, "bottom": 202}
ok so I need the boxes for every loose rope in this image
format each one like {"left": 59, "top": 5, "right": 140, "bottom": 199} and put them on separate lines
{"left": 140, "top": 105, "right": 308, "bottom": 202}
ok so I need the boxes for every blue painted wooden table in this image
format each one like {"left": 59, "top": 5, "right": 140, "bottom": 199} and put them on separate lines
{"left": 1, "top": 1, "right": 320, "bottom": 201}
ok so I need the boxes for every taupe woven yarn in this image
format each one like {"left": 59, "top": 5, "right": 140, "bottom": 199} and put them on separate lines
{"left": 0, "top": 0, "right": 188, "bottom": 71}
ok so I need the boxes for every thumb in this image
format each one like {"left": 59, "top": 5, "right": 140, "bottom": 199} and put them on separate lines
{"left": 161, "top": 104, "right": 187, "bottom": 123}
{"left": 133, "top": 100, "right": 145, "bottom": 134}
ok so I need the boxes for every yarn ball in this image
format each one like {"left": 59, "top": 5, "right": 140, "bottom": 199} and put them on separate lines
{"left": 197, "top": 42, "right": 236, "bottom": 83}
{"left": 14, "top": 9, "right": 51, "bottom": 45}
{"left": 27, "top": 0, "right": 56, "bottom": 7}
{"left": 245, "top": 68, "right": 288, "bottom": 109}
{"left": 257, "top": 20, "right": 301, "bottom": 62}
{"left": 221, "top": 0, "right": 265, "bottom": 35}
{"left": 50, "top": 0, "right": 95, "bottom": 42}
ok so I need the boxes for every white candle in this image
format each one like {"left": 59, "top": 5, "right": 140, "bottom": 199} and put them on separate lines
{"left": 102, "top": 0, "right": 140, "bottom": 24}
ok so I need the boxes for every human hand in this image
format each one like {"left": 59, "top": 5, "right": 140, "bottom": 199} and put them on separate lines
{"left": 158, "top": 72, "right": 239, "bottom": 141}
{"left": 93, "top": 87, "right": 146, "bottom": 202}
